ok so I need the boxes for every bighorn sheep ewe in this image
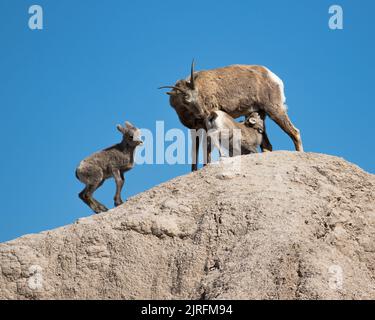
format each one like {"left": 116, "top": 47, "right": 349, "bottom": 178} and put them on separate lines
{"left": 206, "top": 111, "right": 264, "bottom": 156}
{"left": 160, "top": 61, "right": 303, "bottom": 171}
{"left": 76, "top": 121, "right": 143, "bottom": 214}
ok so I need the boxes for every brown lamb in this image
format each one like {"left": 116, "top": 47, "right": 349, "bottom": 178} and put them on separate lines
{"left": 75, "top": 121, "right": 143, "bottom": 214}
{"left": 206, "top": 111, "right": 264, "bottom": 156}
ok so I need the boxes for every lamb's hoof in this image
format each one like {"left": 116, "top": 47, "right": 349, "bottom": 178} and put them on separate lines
{"left": 94, "top": 206, "right": 108, "bottom": 214}
{"left": 114, "top": 201, "right": 123, "bottom": 207}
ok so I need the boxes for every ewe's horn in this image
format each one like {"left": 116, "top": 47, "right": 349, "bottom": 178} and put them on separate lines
{"left": 158, "top": 86, "right": 186, "bottom": 94}
{"left": 189, "top": 59, "right": 195, "bottom": 90}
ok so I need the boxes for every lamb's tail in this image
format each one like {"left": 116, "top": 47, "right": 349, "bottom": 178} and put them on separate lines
{"left": 205, "top": 111, "right": 219, "bottom": 129}
{"left": 208, "top": 111, "right": 219, "bottom": 122}
{"left": 75, "top": 168, "right": 80, "bottom": 180}
{"left": 75, "top": 165, "right": 85, "bottom": 182}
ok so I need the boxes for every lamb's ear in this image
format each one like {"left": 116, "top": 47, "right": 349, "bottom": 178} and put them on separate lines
{"left": 117, "top": 124, "right": 125, "bottom": 134}
{"left": 248, "top": 118, "right": 257, "bottom": 125}
{"left": 125, "top": 121, "right": 134, "bottom": 129}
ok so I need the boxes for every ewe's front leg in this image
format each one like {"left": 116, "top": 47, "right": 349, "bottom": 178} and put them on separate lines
{"left": 191, "top": 132, "right": 200, "bottom": 171}
{"left": 203, "top": 135, "right": 212, "bottom": 166}
{"left": 112, "top": 169, "right": 125, "bottom": 207}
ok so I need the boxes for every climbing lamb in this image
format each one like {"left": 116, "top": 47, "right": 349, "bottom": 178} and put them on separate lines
{"left": 76, "top": 121, "right": 143, "bottom": 214}
{"left": 206, "top": 111, "right": 264, "bottom": 157}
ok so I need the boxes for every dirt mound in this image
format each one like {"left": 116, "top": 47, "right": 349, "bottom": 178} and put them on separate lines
{"left": 0, "top": 151, "right": 374, "bottom": 299}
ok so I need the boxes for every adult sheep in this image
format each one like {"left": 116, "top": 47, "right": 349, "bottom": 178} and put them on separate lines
{"left": 160, "top": 61, "right": 303, "bottom": 171}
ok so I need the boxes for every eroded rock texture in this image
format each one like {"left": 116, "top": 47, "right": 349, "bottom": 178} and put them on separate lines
{"left": 0, "top": 152, "right": 374, "bottom": 299}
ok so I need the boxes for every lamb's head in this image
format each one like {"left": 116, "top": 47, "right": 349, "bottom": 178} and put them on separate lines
{"left": 117, "top": 121, "right": 143, "bottom": 147}
{"left": 244, "top": 112, "right": 264, "bottom": 134}
{"left": 159, "top": 60, "right": 207, "bottom": 119}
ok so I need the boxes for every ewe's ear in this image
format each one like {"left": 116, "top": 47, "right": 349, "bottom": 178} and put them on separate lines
{"left": 117, "top": 124, "right": 125, "bottom": 134}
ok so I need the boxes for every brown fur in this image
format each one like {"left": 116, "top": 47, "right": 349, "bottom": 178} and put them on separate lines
{"left": 206, "top": 110, "right": 264, "bottom": 156}
{"left": 76, "top": 121, "right": 142, "bottom": 214}
{"left": 161, "top": 63, "right": 303, "bottom": 170}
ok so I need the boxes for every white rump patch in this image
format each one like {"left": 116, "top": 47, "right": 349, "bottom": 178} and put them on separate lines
{"left": 265, "top": 68, "right": 287, "bottom": 110}
{"left": 211, "top": 111, "right": 227, "bottom": 129}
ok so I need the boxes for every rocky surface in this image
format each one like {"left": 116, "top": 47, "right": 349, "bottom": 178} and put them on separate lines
{"left": 0, "top": 151, "right": 374, "bottom": 300}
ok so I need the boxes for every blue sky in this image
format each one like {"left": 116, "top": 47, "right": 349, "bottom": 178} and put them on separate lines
{"left": 0, "top": 0, "right": 374, "bottom": 242}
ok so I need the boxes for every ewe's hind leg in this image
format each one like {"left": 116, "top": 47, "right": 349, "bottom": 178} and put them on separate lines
{"left": 79, "top": 181, "right": 108, "bottom": 214}
{"left": 266, "top": 105, "right": 303, "bottom": 152}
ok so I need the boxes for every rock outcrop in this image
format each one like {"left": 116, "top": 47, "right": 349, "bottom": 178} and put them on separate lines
{"left": 0, "top": 152, "right": 374, "bottom": 299}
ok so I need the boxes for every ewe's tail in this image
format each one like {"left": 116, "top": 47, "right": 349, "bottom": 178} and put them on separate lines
{"left": 264, "top": 67, "right": 287, "bottom": 110}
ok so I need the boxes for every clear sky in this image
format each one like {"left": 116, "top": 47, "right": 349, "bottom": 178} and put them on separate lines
{"left": 0, "top": 0, "right": 374, "bottom": 242}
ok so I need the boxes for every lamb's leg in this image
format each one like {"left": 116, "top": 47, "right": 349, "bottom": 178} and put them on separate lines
{"left": 266, "top": 105, "right": 303, "bottom": 152}
{"left": 211, "top": 130, "right": 229, "bottom": 158}
{"left": 79, "top": 181, "right": 108, "bottom": 214}
{"left": 209, "top": 130, "right": 224, "bottom": 157}
{"left": 112, "top": 169, "right": 125, "bottom": 207}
